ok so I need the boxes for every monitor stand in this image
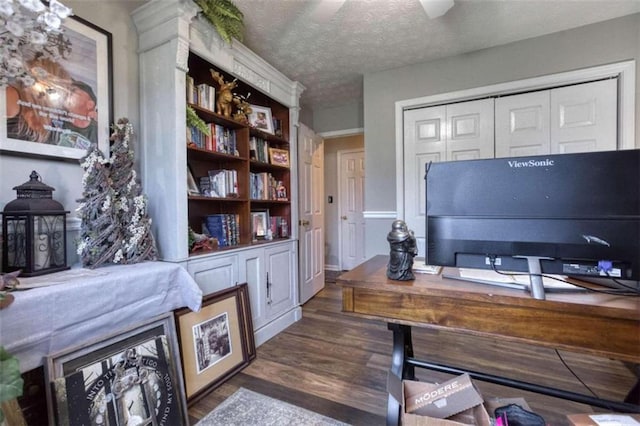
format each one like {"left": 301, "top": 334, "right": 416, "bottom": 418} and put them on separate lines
{"left": 513, "top": 255, "right": 554, "bottom": 300}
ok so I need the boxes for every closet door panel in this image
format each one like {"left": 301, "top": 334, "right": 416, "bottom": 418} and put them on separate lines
{"left": 403, "top": 107, "right": 446, "bottom": 240}
{"left": 495, "top": 91, "right": 550, "bottom": 158}
{"left": 550, "top": 79, "right": 617, "bottom": 153}
{"left": 446, "top": 99, "right": 494, "bottom": 161}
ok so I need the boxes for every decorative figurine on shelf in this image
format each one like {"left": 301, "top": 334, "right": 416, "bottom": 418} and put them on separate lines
{"left": 188, "top": 227, "right": 218, "bottom": 253}
{"left": 210, "top": 69, "right": 237, "bottom": 118}
{"left": 232, "top": 92, "right": 252, "bottom": 124}
{"left": 386, "top": 220, "right": 418, "bottom": 281}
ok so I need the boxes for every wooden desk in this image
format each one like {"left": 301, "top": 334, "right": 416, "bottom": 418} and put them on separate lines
{"left": 337, "top": 255, "right": 640, "bottom": 425}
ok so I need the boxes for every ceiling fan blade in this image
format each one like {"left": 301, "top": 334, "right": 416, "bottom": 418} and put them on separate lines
{"left": 419, "top": 0, "right": 455, "bottom": 19}
{"left": 311, "top": 0, "right": 347, "bottom": 24}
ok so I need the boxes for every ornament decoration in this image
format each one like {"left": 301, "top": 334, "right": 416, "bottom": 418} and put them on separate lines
{"left": 76, "top": 118, "right": 158, "bottom": 268}
{"left": 0, "top": 0, "right": 73, "bottom": 86}
{"left": 76, "top": 144, "right": 122, "bottom": 268}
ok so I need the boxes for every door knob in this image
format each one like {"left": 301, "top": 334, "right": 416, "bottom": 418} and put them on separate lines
{"left": 341, "top": 216, "right": 347, "bottom": 220}
{"left": 299, "top": 219, "right": 310, "bottom": 226}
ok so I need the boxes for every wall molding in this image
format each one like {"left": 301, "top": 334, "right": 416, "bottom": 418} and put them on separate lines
{"left": 319, "top": 128, "right": 364, "bottom": 139}
{"left": 363, "top": 211, "right": 396, "bottom": 219}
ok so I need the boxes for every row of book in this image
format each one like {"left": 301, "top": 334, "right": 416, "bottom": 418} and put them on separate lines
{"left": 204, "top": 214, "right": 240, "bottom": 247}
{"left": 249, "top": 136, "right": 270, "bottom": 163}
{"left": 199, "top": 169, "right": 239, "bottom": 198}
{"left": 250, "top": 172, "right": 287, "bottom": 201}
{"left": 186, "top": 76, "right": 215, "bottom": 112}
{"left": 189, "top": 124, "right": 238, "bottom": 156}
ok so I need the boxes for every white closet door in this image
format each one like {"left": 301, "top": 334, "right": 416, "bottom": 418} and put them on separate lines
{"left": 403, "top": 107, "right": 446, "bottom": 244}
{"left": 446, "top": 99, "right": 494, "bottom": 161}
{"left": 550, "top": 79, "right": 617, "bottom": 153}
{"left": 495, "top": 91, "right": 551, "bottom": 158}
{"left": 403, "top": 100, "right": 493, "bottom": 253}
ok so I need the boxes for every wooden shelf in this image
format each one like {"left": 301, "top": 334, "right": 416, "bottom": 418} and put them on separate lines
{"left": 187, "top": 53, "right": 292, "bottom": 255}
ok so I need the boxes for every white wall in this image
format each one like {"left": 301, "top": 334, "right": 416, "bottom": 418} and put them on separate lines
{"left": 0, "top": 0, "right": 146, "bottom": 265}
{"left": 362, "top": 13, "right": 640, "bottom": 258}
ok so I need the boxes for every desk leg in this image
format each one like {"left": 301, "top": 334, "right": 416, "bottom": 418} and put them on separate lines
{"left": 387, "top": 323, "right": 414, "bottom": 426}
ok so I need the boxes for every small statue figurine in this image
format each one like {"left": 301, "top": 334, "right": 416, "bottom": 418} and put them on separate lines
{"left": 232, "top": 92, "right": 252, "bottom": 124}
{"left": 387, "top": 220, "right": 418, "bottom": 281}
{"left": 210, "top": 69, "right": 238, "bottom": 118}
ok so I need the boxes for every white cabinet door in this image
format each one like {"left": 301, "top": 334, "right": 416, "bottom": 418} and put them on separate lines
{"left": 495, "top": 91, "right": 551, "bottom": 158}
{"left": 265, "top": 243, "right": 296, "bottom": 322}
{"left": 550, "top": 78, "right": 617, "bottom": 153}
{"left": 187, "top": 254, "right": 238, "bottom": 295}
{"left": 239, "top": 248, "right": 268, "bottom": 330}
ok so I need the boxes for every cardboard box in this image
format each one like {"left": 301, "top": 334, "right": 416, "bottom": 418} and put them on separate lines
{"left": 388, "top": 373, "right": 491, "bottom": 426}
{"left": 567, "top": 413, "right": 640, "bottom": 426}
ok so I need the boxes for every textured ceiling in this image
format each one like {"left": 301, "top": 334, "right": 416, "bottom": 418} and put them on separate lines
{"left": 233, "top": 0, "right": 640, "bottom": 111}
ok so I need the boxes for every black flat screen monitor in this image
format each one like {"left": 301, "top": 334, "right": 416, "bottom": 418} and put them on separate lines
{"left": 425, "top": 149, "right": 640, "bottom": 284}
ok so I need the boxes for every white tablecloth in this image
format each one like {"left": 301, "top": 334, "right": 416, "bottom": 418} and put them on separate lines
{"left": 0, "top": 261, "right": 202, "bottom": 372}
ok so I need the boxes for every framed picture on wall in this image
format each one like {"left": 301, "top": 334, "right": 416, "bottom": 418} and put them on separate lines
{"left": 174, "top": 284, "right": 254, "bottom": 404}
{"left": 1, "top": 13, "right": 113, "bottom": 160}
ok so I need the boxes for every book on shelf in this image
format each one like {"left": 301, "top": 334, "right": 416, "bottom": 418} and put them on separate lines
{"left": 207, "top": 169, "right": 238, "bottom": 198}
{"left": 198, "top": 176, "right": 212, "bottom": 197}
{"left": 213, "top": 125, "right": 237, "bottom": 156}
{"left": 187, "top": 77, "right": 216, "bottom": 112}
{"left": 272, "top": 118, "right": 283, "bottom": 137}
{"left": 249, "top": 136, "right": 269, "bottom": 162}
{"left": 249, "top": 172, "right": 287, "bottom": 201}
{"left": 204, "top": 214, "right": 240, "bottom": 248}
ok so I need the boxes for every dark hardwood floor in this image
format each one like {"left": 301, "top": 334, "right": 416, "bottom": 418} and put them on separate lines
{"left": 188, "top": 280, "right": 638, "bottom": 425}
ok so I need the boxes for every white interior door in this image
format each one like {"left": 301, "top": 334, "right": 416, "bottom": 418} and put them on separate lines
{"left": 338, "top": 149, "right": 365, "bottom": 270}
{"left": 298, "top": 123, "right": 324, "bottom": 304}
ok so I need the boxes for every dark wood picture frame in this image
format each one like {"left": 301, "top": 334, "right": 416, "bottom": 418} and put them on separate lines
{"left": 174, "top": 283, "right": 255, "bottom": 404}
{"left": 45, "top": 313, "right": 188, "bottom": 425}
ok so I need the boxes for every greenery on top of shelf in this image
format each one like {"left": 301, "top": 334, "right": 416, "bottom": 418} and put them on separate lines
{"left": 187, "top": 106, "right": 211, "bottom": 136}
{"left": 194, "top": 0, "right": 244, "bottom": 44}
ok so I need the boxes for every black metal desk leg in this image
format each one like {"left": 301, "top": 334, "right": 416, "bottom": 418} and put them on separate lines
{"left": 387, "top": 323, "right": 414, "bottom": 426}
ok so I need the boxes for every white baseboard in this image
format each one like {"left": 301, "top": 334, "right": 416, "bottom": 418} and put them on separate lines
{"left": 254, "top": 306, "right": 302, "bottom": 347}
{"left": 324, "top": 264, "right": 340, "bottom": 271}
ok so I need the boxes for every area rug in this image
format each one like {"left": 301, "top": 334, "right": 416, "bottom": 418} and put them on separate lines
{"left": 195, "top": 387, "right": 351, "bottom": 426}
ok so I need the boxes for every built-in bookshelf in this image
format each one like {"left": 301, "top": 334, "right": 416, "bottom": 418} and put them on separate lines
{"left": 186, "top": 53, "right": 292, "bottom": 254}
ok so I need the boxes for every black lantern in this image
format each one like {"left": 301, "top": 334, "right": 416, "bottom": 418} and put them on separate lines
{"left": 2, "top": 171, "right": 70, "bottom": 277}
